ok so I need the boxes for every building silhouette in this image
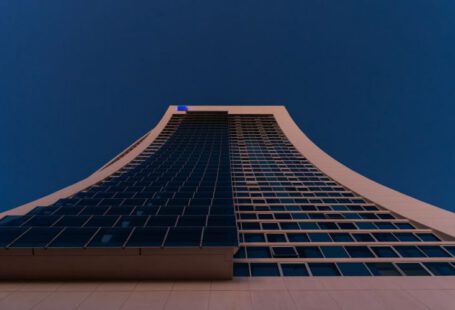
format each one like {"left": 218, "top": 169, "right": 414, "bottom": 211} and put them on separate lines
{"left": 1, "top": 106, "right": 454, "bottom": 308}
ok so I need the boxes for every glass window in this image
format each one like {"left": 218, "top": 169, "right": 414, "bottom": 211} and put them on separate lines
{"left": 338, "top": 223, "right": 357, "bottom": 230}
{"left": 394, "top": 246, "right": 426, "bottom": 258}
{"left": 337, "top": 263, "right": 371, "bottom": 276}
{"left": 396, "top": 263, "right": 430, "bottom": 276}
{"left": 281, "top": 264, "right": 309, "bottom": 276}
{"left": 444, "top": 246, "right": 455, "bottom": 256}
{"left": 48, "top": 227, "right": 97, "bottom": 247}
{"left": 262, "top": 223, "right": 280, "bottom": 230}
{"left": 355, "top": 222, "right": 376, "bottom": 229}
{"left": 147, "top": 216, "right": 178, "bottom": 227}
{"left": 424, "top": 262, "right": 455, "bottom": 276}
{"left": 53, "top": 207, "right": 81, "bottom": 216}
{"left": 395, "top": 222, "right": 414, "bottom": 230}
{"left": 371, "top": 246, "right": 399, "bottom": 258}
{"left": 24, "top": 215, "right": 61, "bottom": 227}
{"left": 258, "top": 214, "right": 274, "bottom": 220}
{"left": 115, "top": 216, "right": 148, "bottom": 228}
{"left": 177, "top": 215, "right": 206, "bottom": 227}
{"left": 266, "top": 234, "right": 287, "bottom": 243}
{"left": 9, "top": 227, "right": 62, "bottom": 248}
{"left": 418, "top": 246, "right": 451, "bottom": 258}
{"left": 164, "top": 227, "right": 203, "bottom": 246}
{"left": 246, "top": 247, "right": 271, "bottom": 258}
{"left": 80, "top": 206, "right": 110, "bottom": 215}
{"left": 244, "top": 233, "right": 265, "bottom": 243}
{"left": 251, "top": 263, "right": 280, "bottom": 276}
{"left": 308, "top": 233, "right": 331, "bottom": 242}
{"left": 320, "top": 246, "right": 349, "bottom": 258}
{"left": 280, "top": 222, "right": 300, "bottom": 230}
{"left": 299, "top": 222, "right": 319, "bottom": 230}
{"left": 318, "top": 222, "right": 338, "bottom": 230}
{"left": 309, "top": 263, "right": 340, "bottom": 276}
{"left": 352, "top": 233, "right": 375, "bottom": 242}
{"left": 126, "top": 227, "right": 167, "bottom": 247}
{"left": 345, "top": 246, "right": 374, "bottom": 258}
{"left": 0, "top": 227, "right": 28, "bottom": 246}
{"left": 374, "top": 222, "right": 396, "bottom": 229}
{"left": 234, "top": 247, "right": 246, "bottom": 258}
{"left": 84, "top": 216, "right": 119, "bottom": 227}
{"left": 54, "top": 216, "right": 90, "bottom": 227}
{"left": 330, "top": 233, "right": 353, "bottom": 242}
{"left": 287, "top": 233, "right": 309, "bottom": 242}
{"left": 373, "top": 233, "right": 398, "bottom": 242}
{"left": 234, "top": 263, "right": 250, "bottom": 277}
{"left": 417, "top": 233, "right": 440, "bottom": 242}
{"left": 366, "top": 263, "right": 401, "bottom": 276}
{"left": 296, "top": 246, "right": 323, "bottom": 258}
{"left": 271, "top": 247, "right": 298, "bottom": 258}
{"left": 394, "top": 233, "right": 419, "bottom": 242}
{"left": 202, "top": 227, "right": 238, "bottom": 246}
{"left": 88, "top": 228, "right": 132, "bottom": 247}
{"left": 241, "top": 222, "right": 261, "bottom": 230}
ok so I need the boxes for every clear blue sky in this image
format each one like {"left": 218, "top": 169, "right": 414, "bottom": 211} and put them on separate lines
{"left": 1, "top": 1, "right": 454, "bottom": 212}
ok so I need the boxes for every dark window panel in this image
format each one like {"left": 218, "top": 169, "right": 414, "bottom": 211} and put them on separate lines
{"left": 244, "top": 234, "right": 265, "bottom": 243}
{"left": 125, "top": 227, "right": 168, "bottom": 247}
{"left": 281, "top": 264, "right": 309, "bottom": 276}
{"left": 296, "top": 246, "right": 323, "bottom": 258}
{"left": 87, "top": 228, "right": 133, "bottom": 247}
{"left": 320, "top": 246, "right": 349, "bottom": 258}
{"left": 0, "top": 227, "right": 28, "bottom": 246}
{"left": 202, "top": 227, "right": 238, "bottom": 246}
{"left": 250, "top": 263, "right": 280, "bottom": 276}
{"left": 287, "top": 233, "right": 309, "bottom": 242}
{"left": 345, "top": 246, "right": 375, "bottom": 258}
{"left": 84, "top": 216, "right": 119, "bottom": 227}
{"left": 309, "top": 263, "right": 340, "bottom": 276}
{"left": 271, "top": 247, "right": 298, "bottom": 258}
{"left": 246, "top": 247, "right": 271, "bottom": 258}
{"left": 54, "top": 216, "right": 90, "bottom": 227}
{"left": 266, "top": 234, "right": 287, "bottom": 243}
{"left": 396, "top": 263, "right": 430, "bottom": 276}
{"left": 164, "top": 227, "right": 203, "bottom": 246}
{"left": 337, "top": 263, "right": 371, "bottom": 276}
{"left": 9, "top": 227, "right": 63, "bottom": 248}
{"left": 366, "top": 263, "right": 401, "bottom": 276}
{"left": 308, "top": 233, "right": 331, "bottom": 242}
{"left": 23, "top": 215, "right": 61, "bottom": 227}
{"left": 424, "top": 263, "right": 455, "bottom": 276}
{"left": 234, "top": 247, "right": 246, "bottom": 258}
{"left": 371, "top": 246, "right": 399, "bottom": 258}
{"left": 419, "top": 246, "right": 451, "bottom": 258}
{"left": 0, "top": 216, "right": 32, "bottom": 227}
{"left": 48, "top": 228, "right": 98, "bottom": 247}
{"left": 417, "top": 233, "right": 440, "bottom": 242}
{"left": 234, "top": 263, "right": 250, "bottom": 277}
{"left": 146, "top": 216, "right": 178, "bottom": 227}
{"left": 115, "top": 216, "right": 148, "bottom": 228}
{"left": 394, "top": 246, "right": 426, "bottom": 258}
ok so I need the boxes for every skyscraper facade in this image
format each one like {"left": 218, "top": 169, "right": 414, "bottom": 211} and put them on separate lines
{"left": 0, "top": 106, "right": 454, "bottom": 308}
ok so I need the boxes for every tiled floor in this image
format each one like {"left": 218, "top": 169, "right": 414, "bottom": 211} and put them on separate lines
{"left": 0, "top": 278, "right": 454, "bottom": 309}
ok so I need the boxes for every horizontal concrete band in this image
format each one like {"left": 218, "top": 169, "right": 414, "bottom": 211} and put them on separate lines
{"left": 0, "top": 248, "right": 234, "bottom": 280}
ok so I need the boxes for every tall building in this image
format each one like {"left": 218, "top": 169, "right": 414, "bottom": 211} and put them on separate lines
{"left": 1, "top": 106, "right": 455, "bottom": 309}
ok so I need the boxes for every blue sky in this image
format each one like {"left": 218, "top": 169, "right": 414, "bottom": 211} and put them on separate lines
{"left": 1, "top": 1, "right": 454, "bottom": 212}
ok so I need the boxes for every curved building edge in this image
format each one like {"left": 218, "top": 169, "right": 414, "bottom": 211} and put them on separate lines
{"left": 2, "top": 105, "right": 454, "bottom": 239}
{"left": 0, "top": 106, "right": 180, "bottom": 217}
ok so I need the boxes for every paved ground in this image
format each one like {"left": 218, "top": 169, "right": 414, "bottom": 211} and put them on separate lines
{"left": 0, "top": 277, "right": 454, "bottom": 309}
